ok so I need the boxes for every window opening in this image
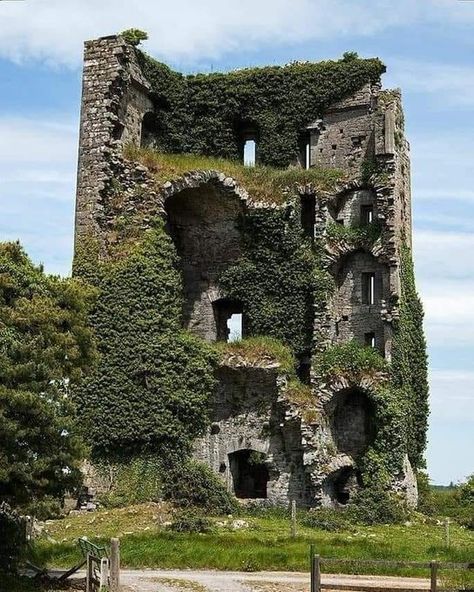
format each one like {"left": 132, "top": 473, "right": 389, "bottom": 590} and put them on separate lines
{"left": 362, "top": 272, "right": 376, "bottom": 305}
{"left": 361, "top": 204, "right": 374, "bottom": 226}
{"left": 229, "top": 450, "right": 269, "bottom": 499}
{"left": 364, "top": 332, "right": 376, "bottom": 348}
{"left": 227, "top": 313, "right": 242, "bottom": 342}
{"left": 244, "top": 139, "right": 256, "bottom": 167}
{"left": 301, "top": 194, "right": 316, "bottom": 239}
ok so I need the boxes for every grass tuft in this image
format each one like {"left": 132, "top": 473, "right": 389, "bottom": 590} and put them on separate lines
{"left": 215, "top": 336, "right": 296, "bottom": 374}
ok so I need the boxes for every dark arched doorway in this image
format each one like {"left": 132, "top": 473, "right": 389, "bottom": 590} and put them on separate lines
{"left": 229, "top": 449, "right": 269, "bottom": 499}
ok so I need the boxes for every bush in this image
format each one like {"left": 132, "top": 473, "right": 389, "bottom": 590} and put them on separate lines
{"left": 95, "top": 457, "right": 162, "bottom": 508}
{"left": 348, "top": 487, "right": 408, "bottom": 525}
{"left": 162, "top": 460, "right": 238, "bottom": 514}
{"left": 301, "top": 508, "right": 354, "bottom": 532}
{"left": 169, "top": 509, "right": 215, "bottom": 533}
{"left": 0, "top": 503, "right": 27, "bottom": 574}
{"left": 416, "top": 471, "right": 435, "bottom": 515}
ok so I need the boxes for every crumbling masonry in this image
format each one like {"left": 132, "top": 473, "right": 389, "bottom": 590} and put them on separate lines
{"left": 75, "top": 35, "right": 420, "bottom": 507}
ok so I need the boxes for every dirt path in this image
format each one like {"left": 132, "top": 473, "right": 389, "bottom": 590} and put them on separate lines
{"left": 116, "top": 569, "right": 431, "bottom": 592}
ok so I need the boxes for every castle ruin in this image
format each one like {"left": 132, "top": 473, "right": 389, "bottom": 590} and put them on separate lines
{"left": 74, "top": 35, "right": 425, "bottom": 508}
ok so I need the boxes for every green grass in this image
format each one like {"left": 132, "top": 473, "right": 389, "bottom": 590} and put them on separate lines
{"left": 32, "top": 506, "right": 474, "bottom": 579}
{"left": 124, "top": 145, "right": 345, "bottom": 204}
{"left": 215, "top": 336, "right": 296, "bottom": 374}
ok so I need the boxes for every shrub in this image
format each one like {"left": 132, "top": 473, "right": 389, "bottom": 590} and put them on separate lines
{"left": 95, "top": 457, "right": 162, "bottom": 508}
{"left": 169, "top": 508, "right": 215, "bottom": 533}
{"left": 348, "top": 487, "right": 408, "bottom": 525}
{"left": 120, "top": 28, "right": 148, "bottom": 46}
{"left": 416, "top": 471, "right": 435, "bottom": 515}
{"left": 301, "top": 508, "right": 354, "bottom": 532}
{"left": 162, "top": 460, "right": 238, "bottom": 514}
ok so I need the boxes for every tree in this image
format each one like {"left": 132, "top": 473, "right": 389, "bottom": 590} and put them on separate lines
{"left": 0, "top": 242, "right": 97, "bottom": 512}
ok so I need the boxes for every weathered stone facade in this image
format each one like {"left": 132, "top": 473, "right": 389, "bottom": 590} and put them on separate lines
{"left": 75, "top": 35, "right": 418, "bottom": 508}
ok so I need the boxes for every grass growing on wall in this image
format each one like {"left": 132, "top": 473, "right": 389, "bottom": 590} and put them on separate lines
{"left": 125, "top": 145, "right": 345, "bottom": 204}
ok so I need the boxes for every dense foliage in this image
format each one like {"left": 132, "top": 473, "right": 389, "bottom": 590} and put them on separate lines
{"left": 75, "top": 222, "right": 217, "bottom": 460}
{"left": 137, "top": 51, "right": 385, "bottom": 168}
{"left": 220, "top": 206, "right": 318, "bottom": 358}
{"left": 162, "top": 460, "right": 238, "bottom": 514}
{"left": 0, "top": 242, "right": 95, "bottom": 510}
{"left": 391, "top": 244, "right": 429, "bottom": 469}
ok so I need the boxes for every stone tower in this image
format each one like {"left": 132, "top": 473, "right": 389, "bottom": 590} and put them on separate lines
{"left": 75, "top": 35, "right": 421, "bottom": 508}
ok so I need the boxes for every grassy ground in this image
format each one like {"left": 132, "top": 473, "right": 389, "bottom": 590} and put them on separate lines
{"left": 33, "top": 504, "right": 473, "bottom": 580}
{"left": 124, "top": 145, "right": 345, "bottom": 204}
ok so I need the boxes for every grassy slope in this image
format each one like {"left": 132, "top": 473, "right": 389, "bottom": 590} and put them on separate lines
{"left": 124, "top": 145, "right": 345, "bottom": 204}
{"left": 34, "top": 505, "right": 474, "bottom": 578}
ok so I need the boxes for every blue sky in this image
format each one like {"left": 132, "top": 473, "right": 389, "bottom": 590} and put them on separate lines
{"left": 0, "top": 0, "right": 472, "bottom": 485}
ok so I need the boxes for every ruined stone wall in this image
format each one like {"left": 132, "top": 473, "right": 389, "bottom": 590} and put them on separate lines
{"left": 75, "top": 35, "right": 153, "bottom": 253}
{"left": 194, "top": 364, "right": 312, "bottom": 506}
{"left": 74, "top": 36, "right": 417, "bottom": 509}
{"left": 165, "top": 184, "right": 245, "bottom": 340}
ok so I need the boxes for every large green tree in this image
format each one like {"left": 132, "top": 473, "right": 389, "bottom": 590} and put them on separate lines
{"left": 0, "top": 242, "right": 96, "bottom": 510}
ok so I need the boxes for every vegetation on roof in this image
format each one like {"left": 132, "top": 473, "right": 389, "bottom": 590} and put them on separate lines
{"left": 137, "top": 50, "right": 385, "bottom": 168}
{"left": 215, "top": 336, "right": 295, "bottom": 374}
{"left": 124, "top": 145, "right": 345, "bottom": 204}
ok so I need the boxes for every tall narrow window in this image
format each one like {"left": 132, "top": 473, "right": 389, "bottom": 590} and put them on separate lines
{"left": 305, "top": 139, "right": 311, "bottom": 170}
{"left": 243, "top": 140, "right": 256, "bottom": 167}
{"left": 361, "top": 205, "right": 374, "bottom": 226}
{"left": 364, "top": 332, "right": 376, "bottom": 348}
{"left": 301, "top": 194, "right": 316, "bottom": 239}
{"left": 362, "top": 272, "right": 376, "bottom": 305}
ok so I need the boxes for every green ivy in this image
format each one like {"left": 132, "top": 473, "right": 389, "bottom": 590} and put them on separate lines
{"left": 219, "top": 205, "right": 317, "bottom": 359}
{"left": 137, "top": 52, "right": 385, "bottom": 168}
{"left": 74, "top": 220, "right": 218, "bottom": 461}
{"left": 391, "top": 244, "right": 429, "bottom": 469}
{"left": 326, "top": 220, "right": 382, "bottom": 248}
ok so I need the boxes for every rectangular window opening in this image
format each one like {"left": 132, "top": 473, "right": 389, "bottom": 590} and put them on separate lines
{"left": 361, "top": 205, "right": 374, "bottom": 226}
{"left": 227, "top": 313, "right": 243, "bottom": 342}
{"left": 362, "top": 272, "right": 376, "bottom": 305}
{"left": 243, "top": 140, "right": 256, "bottom": 167}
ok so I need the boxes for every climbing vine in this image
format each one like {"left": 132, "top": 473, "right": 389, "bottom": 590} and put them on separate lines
{"left": 74, "top": 220, "right": 218, "bottom": 462}
{"left": 219, "top": 204, "right": 319, "bottom": 358}
{"left": 137, "top": 51, "right": 385, "bottom": 168}
{"left": 391, "top": 244, "right": 429, "bottom": 469}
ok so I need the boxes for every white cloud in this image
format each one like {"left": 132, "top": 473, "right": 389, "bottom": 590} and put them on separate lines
{"left": 0, "top": 116, "right": 77, "bottom": 276}
{"left": 0, "top": 0, "right": 473, "bottom": 67}
{"left": 386, "top": 60, "right": 474, "bottom": 108}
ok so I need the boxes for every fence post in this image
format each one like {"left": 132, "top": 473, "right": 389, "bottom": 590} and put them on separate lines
{"left": 110, "top": 537, "right": 120, "bottom": 592}
{"left": 445, "top": 518, "right": 450, "bottom": 548}
{"left": 313, "top": 555, "right": 321, "bottom": 592}
{"left": 310, "top": 544, "right": 315, "bottom": 591}
{"left": 291, "top": 500, "right": 297, "bottom": 539}
{"left": 86, "top": 554, "right": 92, "bottom": 592}
{"left": 99, "top": 557, "right": 108, "bottom": 591}
{"left": 430, "top": 560, "right": 438, "bottom": 592}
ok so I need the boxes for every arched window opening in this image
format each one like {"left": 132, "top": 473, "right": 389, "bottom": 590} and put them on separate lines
{"left": 229, "top": 449, "right": 269, "bottom": 499}
{"left": 140, "top": 111, "right": 158, "bottom": 148}
{"left": 331, "top": 388, "right": 375, "bottom": 456}
{"left": 213, "top": 299, "right": 244, "bottom": 342}
{"left": 297, "top": 353, "right": 312, "bottom": 385}
{"left": 300, "top": 194, "right": 316, "bottom": 240}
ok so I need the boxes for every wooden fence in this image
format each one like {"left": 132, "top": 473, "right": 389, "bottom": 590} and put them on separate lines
{"left": 309, "top": 546, "right": 473, "bottom": 592}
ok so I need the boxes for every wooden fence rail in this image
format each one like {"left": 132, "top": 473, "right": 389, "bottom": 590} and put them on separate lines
{"left": 309, "top": 546, "right": 473, "bottom": 592}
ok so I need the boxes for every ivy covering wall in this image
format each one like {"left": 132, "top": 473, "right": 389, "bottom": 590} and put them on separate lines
{"left": 74, "top": 221, "right": 217, "bottom": 462}
{"left": 137, "top": 52, "right": 385, "bottom": 168}
{"left": 219, "top": 205, "right": 318, "bottom": 358}
{"left": 391, "top": 244, "right": 429, "bottom": 469}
